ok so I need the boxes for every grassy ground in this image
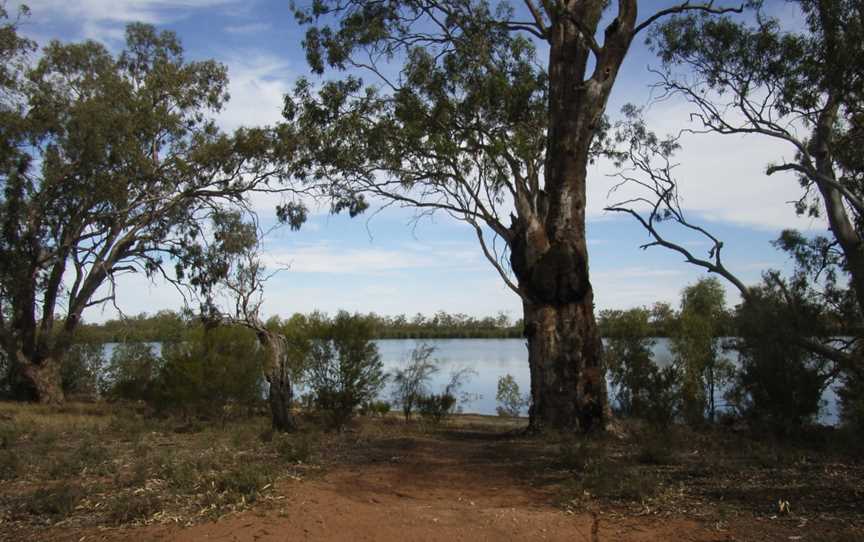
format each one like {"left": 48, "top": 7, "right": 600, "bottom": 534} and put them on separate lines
{"left": 0, "top": 402, "right": 861, "bottom": 541}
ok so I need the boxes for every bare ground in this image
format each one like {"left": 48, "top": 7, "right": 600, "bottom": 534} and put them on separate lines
{"left": 1, "top": 404, "right": 862, "bottom": 542}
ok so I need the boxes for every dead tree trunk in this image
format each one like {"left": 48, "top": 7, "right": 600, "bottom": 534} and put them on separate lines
{"left": 258, "top": 330, "right": 297, "bottom": 432}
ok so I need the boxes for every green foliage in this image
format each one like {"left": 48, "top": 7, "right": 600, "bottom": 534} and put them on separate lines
{"left": 602, "top": 308, "right": 681, "bottom": 427}
{"left": 25, "top": 485, "right": 81, "bottom": 519}
{"left": 417, "top": 393, "right": 457, "bottom": 425}
{"left": 730, "top": 281, "right": 831, "bottom": 434}
{"left": 306, "top": 312, "right": 387, "bottom": 429}
{"left": 274, "top": 431, "right": 318, "bottom": 463}
{"left": 0, "top": 17, "right": 290, "bottom": 401}
{"left": 495, "top": 374, "right": 528, "bottom": 417}
{"left": 102, "top": 342, "right": 161, "bottom": 402}
{"left": 61, "top": 342, "right": 104, "bottom": 397}
{"left": 648, "top": 0, "right": 864, "bottom": 426}
{"left": 155, "top": 325, "right": 265, "bottom": 418}
{"left": 640, "top": 366, "right": 682, "bottom": 430}
{"left": 671, "top": 278, "right": 735, "bottom": 425}
{"left": 838, "top": 372, "right": 864, "bottom": 436}
{"left": 360, "top": 400, "right": 391, "bottom": 417}
{"left": 603, "top": 308, "right": 657, "bottom": 417}
{"left": 390, "top": 343, "right": 439, "bottom": 420}
{"left": 78, "top": 310, "right": 524, "bottom": 342}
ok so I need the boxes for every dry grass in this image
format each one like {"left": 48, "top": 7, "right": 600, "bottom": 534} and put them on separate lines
{"left": 0, "top": 402, "right": 861, "bottom": 541}
{"left": 0, "top": 401, "right": 324, "bottom": 536}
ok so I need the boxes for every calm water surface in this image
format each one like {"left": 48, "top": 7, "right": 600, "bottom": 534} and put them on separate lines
{"left": 104, "top": 338, "right": 841, "bottom": 424}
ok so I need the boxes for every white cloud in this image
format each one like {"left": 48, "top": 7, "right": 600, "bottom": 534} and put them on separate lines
{"left": 23, "top": 0, "right": 247, "bottom": 45}
{"left": 225, "top": 22, "right": 271, "bottom": 34}
{"left": 260, "top": 241, "right": 484, "bottom": 275}
{"left": 589, "top": 99, "right": 824, "bottom": 232}
{"left": 217, "top": 51, "right": 294, "bottom": 132}
{"left": 26, "top": 0, "right": 238, "bottom": 25}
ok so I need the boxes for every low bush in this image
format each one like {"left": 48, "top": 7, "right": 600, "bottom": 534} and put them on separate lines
{"left": 0, "top": 449, "right": 19, "bottom": 480}
{"left": 274, "top": 432, "right": 317, "bottom": 463}
{"left": 216, "top": 463, "right": 270, "bottom": 503}
{"left": 360, "top": 400, "right": 391, "bottom": 417}
{"left": 636, "top": 436, "right": 676, "bottom": 465}
{"left": 106, "top": 492, "right": 161, "bottom": 525}
{"left": 496, "top": 374, "right": 529, "bottom": 417}
{"left": 417, "top": 393, "right": 456, "bottom": 425}
{"left": 307, "top": 312, "right": 387, "bottom": 429}
{"left": 25, "top": 485, "right": 81, "bottom": 519}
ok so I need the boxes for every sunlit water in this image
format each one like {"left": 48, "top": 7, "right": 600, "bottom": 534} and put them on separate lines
{"left": 103, "top": 338, "right": 841, "bottom": 424}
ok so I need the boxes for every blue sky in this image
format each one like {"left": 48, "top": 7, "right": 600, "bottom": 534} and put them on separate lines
{"left": 16, "top": 0, "right": 821, "bottom": 323}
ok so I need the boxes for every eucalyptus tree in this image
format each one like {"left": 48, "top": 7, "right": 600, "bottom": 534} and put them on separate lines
{"left": 0, "top": 21, "right": 301, "bottom": 404}
{"left": 285, "top": 0, "right": 739, "bottom": 431}
{"left": 605, "top": 0, "right": 864, "bottom": 378}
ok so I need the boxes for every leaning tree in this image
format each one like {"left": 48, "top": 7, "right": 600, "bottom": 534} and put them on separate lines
{"left": 285, "top": 0, "right": 740, "bottom": 431}
{"left": 605, "top": 0, "right": 864, "bottom": 379}
{"left": 0, "top": 19, "right": 302, "bottom": 403}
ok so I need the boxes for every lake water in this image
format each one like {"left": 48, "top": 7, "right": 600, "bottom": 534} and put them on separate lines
{"left": 104, "top": 338, "right": 841, "bottom": 424}
{"left": 374, "top": 338, "right": 841, "bottom": 425}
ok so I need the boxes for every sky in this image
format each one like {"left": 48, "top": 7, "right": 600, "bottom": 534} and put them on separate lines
{"left": 14, "top": 0, "right": 824, "bottom": 323}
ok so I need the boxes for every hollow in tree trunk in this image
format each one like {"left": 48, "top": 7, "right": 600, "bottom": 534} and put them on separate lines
{"left": 18, "top": 354, "right": 65, "bottom": 405}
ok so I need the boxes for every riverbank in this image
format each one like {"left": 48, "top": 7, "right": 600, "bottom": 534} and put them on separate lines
{"left": 0, "top": 402, "right": 861, "bottom": 541}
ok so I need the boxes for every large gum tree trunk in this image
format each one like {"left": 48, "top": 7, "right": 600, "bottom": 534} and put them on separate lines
{"left": 18, "top": 353, "right": 65, "bottom": 405}
{"left": 524, "top": 299, "right": 606, "bottom": 432}
{"left": 509, "top": 2, "right": 633, "bottom": 432}
{"left": 259, "top": 331, "right": 297, "bottom": 432}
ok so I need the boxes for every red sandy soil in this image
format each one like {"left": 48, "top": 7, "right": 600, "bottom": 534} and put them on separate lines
{"left": 37, "top": 430, "right": 738, "bottom": 542}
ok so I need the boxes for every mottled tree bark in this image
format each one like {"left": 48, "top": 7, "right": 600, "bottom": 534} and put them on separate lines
{"left": 17, "top": 353, "right": 64, "bottom": 405}
{"left": 508, "top": 2, "right": 636, "bottom": 431}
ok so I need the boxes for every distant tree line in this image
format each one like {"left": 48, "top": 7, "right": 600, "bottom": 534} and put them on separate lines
{"left": 72, "top": 310, "right": 524, "bottom": 343}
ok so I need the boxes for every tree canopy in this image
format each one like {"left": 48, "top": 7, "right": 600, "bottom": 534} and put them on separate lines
{"left": 285, "top": 0, "right": 741, "bottom": 431}
{"left": 0, "top": 17, "right": 301, "bottom": 402}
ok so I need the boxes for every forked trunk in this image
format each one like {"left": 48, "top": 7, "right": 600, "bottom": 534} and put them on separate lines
{"left": 18, "top": 354, "right": 65, "bottom": 405}
{"left": 524, "top": 298, "right": 606, "bottom": 432}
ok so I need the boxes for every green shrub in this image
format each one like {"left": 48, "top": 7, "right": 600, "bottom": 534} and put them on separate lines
{"left": 603, "top": 308, "right": 658, "bottom": 418}
{"left": 106, "top": 492, "right": 160, "bottom": 525}
{"left": 417, "top": 393, "right": 456, "bottom": 425}
{"left": 838, "top": 371, "right": 864, "bottom": 438}
{"left": 580, "top": 463, "right": 659, "bottom": 501}
{"left": 216, "top": 463, "right": 270, "bottom": 503}
{"left": 642, "top": 365, "right": 682, "bottom": 430}
{"left": 0, "top": 422, "right": 22, "bottom": 449}
{"left": 557, "top": 439, "right": 588, "bottom": 471}
{"left": 636, "top": 435, "right": 675, "bottom": 465}
{"left": 496, "top": 374, "right": 528, "bottom": 417}
{"left": 274, "top": 432, "right": 317, "bottom": 463}
{"left": 360, "top": 400, "right": 391, "bottom": 417}
{"left": 729, "top": 290, "right": 828, "bottom": 434}
{"left": 26, "top": 485, "right": 81, "bottom": 519}
{"left": 390, "top": 343, "right": 439, "bottom": 421}
{"left": 101, "top": 341, "right": 161, "bottom": 401}
{"left": 61, "top": 342, "right": 104, "bottom": 397}
{"left": 155, "top": 325, "right": 265, "bottom": 419}
{"left": 307, "top": 312, "right": 387, "bottom": 429}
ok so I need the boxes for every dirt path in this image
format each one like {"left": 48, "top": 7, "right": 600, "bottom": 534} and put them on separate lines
{"left": 59, "top": 429, "right": 729, "bottom": 542}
